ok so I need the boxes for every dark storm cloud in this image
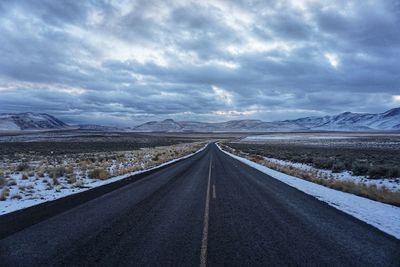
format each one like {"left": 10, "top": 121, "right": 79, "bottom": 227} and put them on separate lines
{"left": 0, "top": 0, "right": 399, "bottom": 125}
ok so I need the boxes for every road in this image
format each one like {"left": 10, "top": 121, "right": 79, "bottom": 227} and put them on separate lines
{"left": 0, "top": 144, "right": 399, "bottom": 266}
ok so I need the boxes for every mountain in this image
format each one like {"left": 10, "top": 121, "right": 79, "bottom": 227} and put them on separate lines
{"left": 1, "top": 108, "right": 399, "bottom": 132}
{"left": 134, "top": 119, "right": 302, "bottom": 132}
{"left": 289, "top": 108, "right": 400, "bottom": 131}
{"left": 0, "top": 113, "right": 69, "bottom": 131}
{"left": 134, "top": 119, "right": 184, "bottom": 131}
{"left": 133, "top": 108, "right": 400, "bottom": 132}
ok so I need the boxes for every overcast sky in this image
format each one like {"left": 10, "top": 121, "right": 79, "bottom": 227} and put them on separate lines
{"left": 0, "top": 0, "right": 399, "bottom": 126}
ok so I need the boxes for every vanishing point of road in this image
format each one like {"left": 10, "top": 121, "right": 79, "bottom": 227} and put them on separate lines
{"left": 0, "top": 144, "right": 399, "bottom": 266}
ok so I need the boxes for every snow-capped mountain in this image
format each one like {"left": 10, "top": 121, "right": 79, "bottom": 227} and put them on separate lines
{"left": 289, "top": 108, "right": 400, "bottom": 131}
{"left": 0, "top": 113, "right": 69, "bottom": 131}
{"left": 134, "top": 108, "right": 400, "bottom": 132}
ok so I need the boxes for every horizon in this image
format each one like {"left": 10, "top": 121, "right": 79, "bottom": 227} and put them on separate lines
{"left": 1, "top": 1, "right": 400, "bottom": 126}
{"left": 2, "top": 106, "right": 399, "bottom": 128}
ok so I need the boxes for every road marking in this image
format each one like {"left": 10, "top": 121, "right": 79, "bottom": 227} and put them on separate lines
{"left": 212, "top": 184, "right": 216, "bottom": 199}
{"left": 200, "top": 156, "right": 212, "bottom": 267}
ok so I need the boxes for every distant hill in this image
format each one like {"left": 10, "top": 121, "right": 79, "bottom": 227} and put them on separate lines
{"left": 134, "top": 119, "right": 184, "bottom": 131}
{"left": 77, "top": 124, "right": 127, "bottom": 131}
{"left": 1, "top": 108, "right": 399, "bottom": 132}
{"left": 0, "top": 112, "right": 69, "bottom": 131}
{"left": 134, "top": 108, "right": 400, "bottom": 132}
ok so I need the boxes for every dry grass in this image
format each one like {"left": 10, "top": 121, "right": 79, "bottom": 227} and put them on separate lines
{"left": 0, "top": 171, "right": 6, "bottom": 187}
{"left": 66, "top": 173, "right": 77, "bottom": 184}
{"left": 89, "top": 168, "right": 110, "bottom": 180}
{"left": 48, "top": 166, "right": 66, "bottom": 179}
{"left": 0, "top": 187, "right": 10, "bottom": 201}
{"left": 221, "top": 144, "right": 400, "bottom": 207}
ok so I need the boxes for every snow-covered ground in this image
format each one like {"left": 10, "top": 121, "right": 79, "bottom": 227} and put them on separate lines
{"left": 242, "top": 133, "right": 400, "bottom": 149}
{"left": 243, "top": 135, "right": 355, "bottom": 141}
{"left": 0, "top": 143, "right": 208, "bottom": 215}
{"left": 217, "top": 144, "right": 400, "bottom": 240}
{"left": 264, "top": 157, "right": 400, "bottom": 192}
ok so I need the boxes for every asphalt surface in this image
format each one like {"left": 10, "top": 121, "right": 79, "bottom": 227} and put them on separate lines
{"left": 0, "top": 144, "right": 399, "bottom": 266}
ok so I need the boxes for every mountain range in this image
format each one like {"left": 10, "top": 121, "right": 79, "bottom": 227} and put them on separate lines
{"left": 0, "top": 108, "right": 399, "bottom": 132}
{"left": 134, "top": 108, "right": 400, "bottom": 132}
{"left": 0, "top": 112, "right": 69, "bottom": 131}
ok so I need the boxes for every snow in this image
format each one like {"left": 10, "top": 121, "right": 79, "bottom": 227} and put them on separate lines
{"left": 243, "top": 135, "right": 355, "bottom": 141}
{"left": 217, "top": 144, "right": 400, "bottom": 240}
{"left": 0, "top": 144, "right": 208, "bottom": 215}
{"left": 0, "top": 120, "right": 19, "bottom": 131}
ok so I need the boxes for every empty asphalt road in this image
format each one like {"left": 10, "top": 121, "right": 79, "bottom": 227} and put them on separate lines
{"left": 0, "top": 144, "right": 399, "bottom": 266}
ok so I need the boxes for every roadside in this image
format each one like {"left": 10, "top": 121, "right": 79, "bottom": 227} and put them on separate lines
{"left": 217, "top": 143, "right": 400, "bottom": 239}
{"left": 0, "top": 142, "right": 207, "bottom": 215}
{"left": 219, "top": 143, "right": 400, "bottom": 206}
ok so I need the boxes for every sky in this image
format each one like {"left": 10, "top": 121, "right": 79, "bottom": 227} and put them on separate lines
{"left": 0, "top": 0, "right": 399, "bottom": 126}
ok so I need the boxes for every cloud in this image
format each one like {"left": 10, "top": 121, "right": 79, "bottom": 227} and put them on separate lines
{"left": 212, "top": 86, "right": 234, "bottom": 105}
{"left": 324, "top": 53, "right": 339, "bottom": 68}
{"left": 0, "top": 0, "right": 399, "bottom": 125}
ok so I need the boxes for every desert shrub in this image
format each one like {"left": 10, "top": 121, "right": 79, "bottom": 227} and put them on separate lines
{"left": 48, "top": 166, "right": 66, "bottom": 178}
{"left": 25, "top": 184, "right": 34, "bottom": 190}
{"left": 0, "top": 187, "right": 10, "bottom": 201}
{"left": 10, "top": 194, "right": 22, "bottom": 200}
{"left": 8, "top": 179, "right": 17, "bottom": 186}
{"left": 152, "top": 154, "right": 160, "bottom": 161}
{"left": 89, "top": 168, "right": 109, "bottom": 180}
{"left": 21, "top": 173, "right": 28, "bottom": 180}
{"left": 388, "top": 167, "right": 400, "bottom": 178}
{"left": 332, "top": 161, "right": 346, "bottom": 173}
{"left": 16, "top": 162, "right": 30, "bottom": 172}
{"left": 304, "top": 156, "right": 314, "bottom": 164}
{"left": 313, "top": 158, "right": 334, "bottom": 170}
{"left": 343, "top": 159, "right": 353, "bottom": 170}
{"left": 18, "top": 184, "right": 26, "bottom": 191}
{"left": 0, "top": 171, "right": 5, "bottom": 187}
{"left": 52, "top": 176, "right": 59, "bottom": 186}
{"left": 351, "top": 161, "right": 369, "bottom": 176}
{"left": 66, "top": 174, "right": 77, "bottom": 184}
{"left": 367, "top": 166, "right": 388, "bottom": 179}
{"left": 65, "top": 166, "right": 74, "bottom": 175}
